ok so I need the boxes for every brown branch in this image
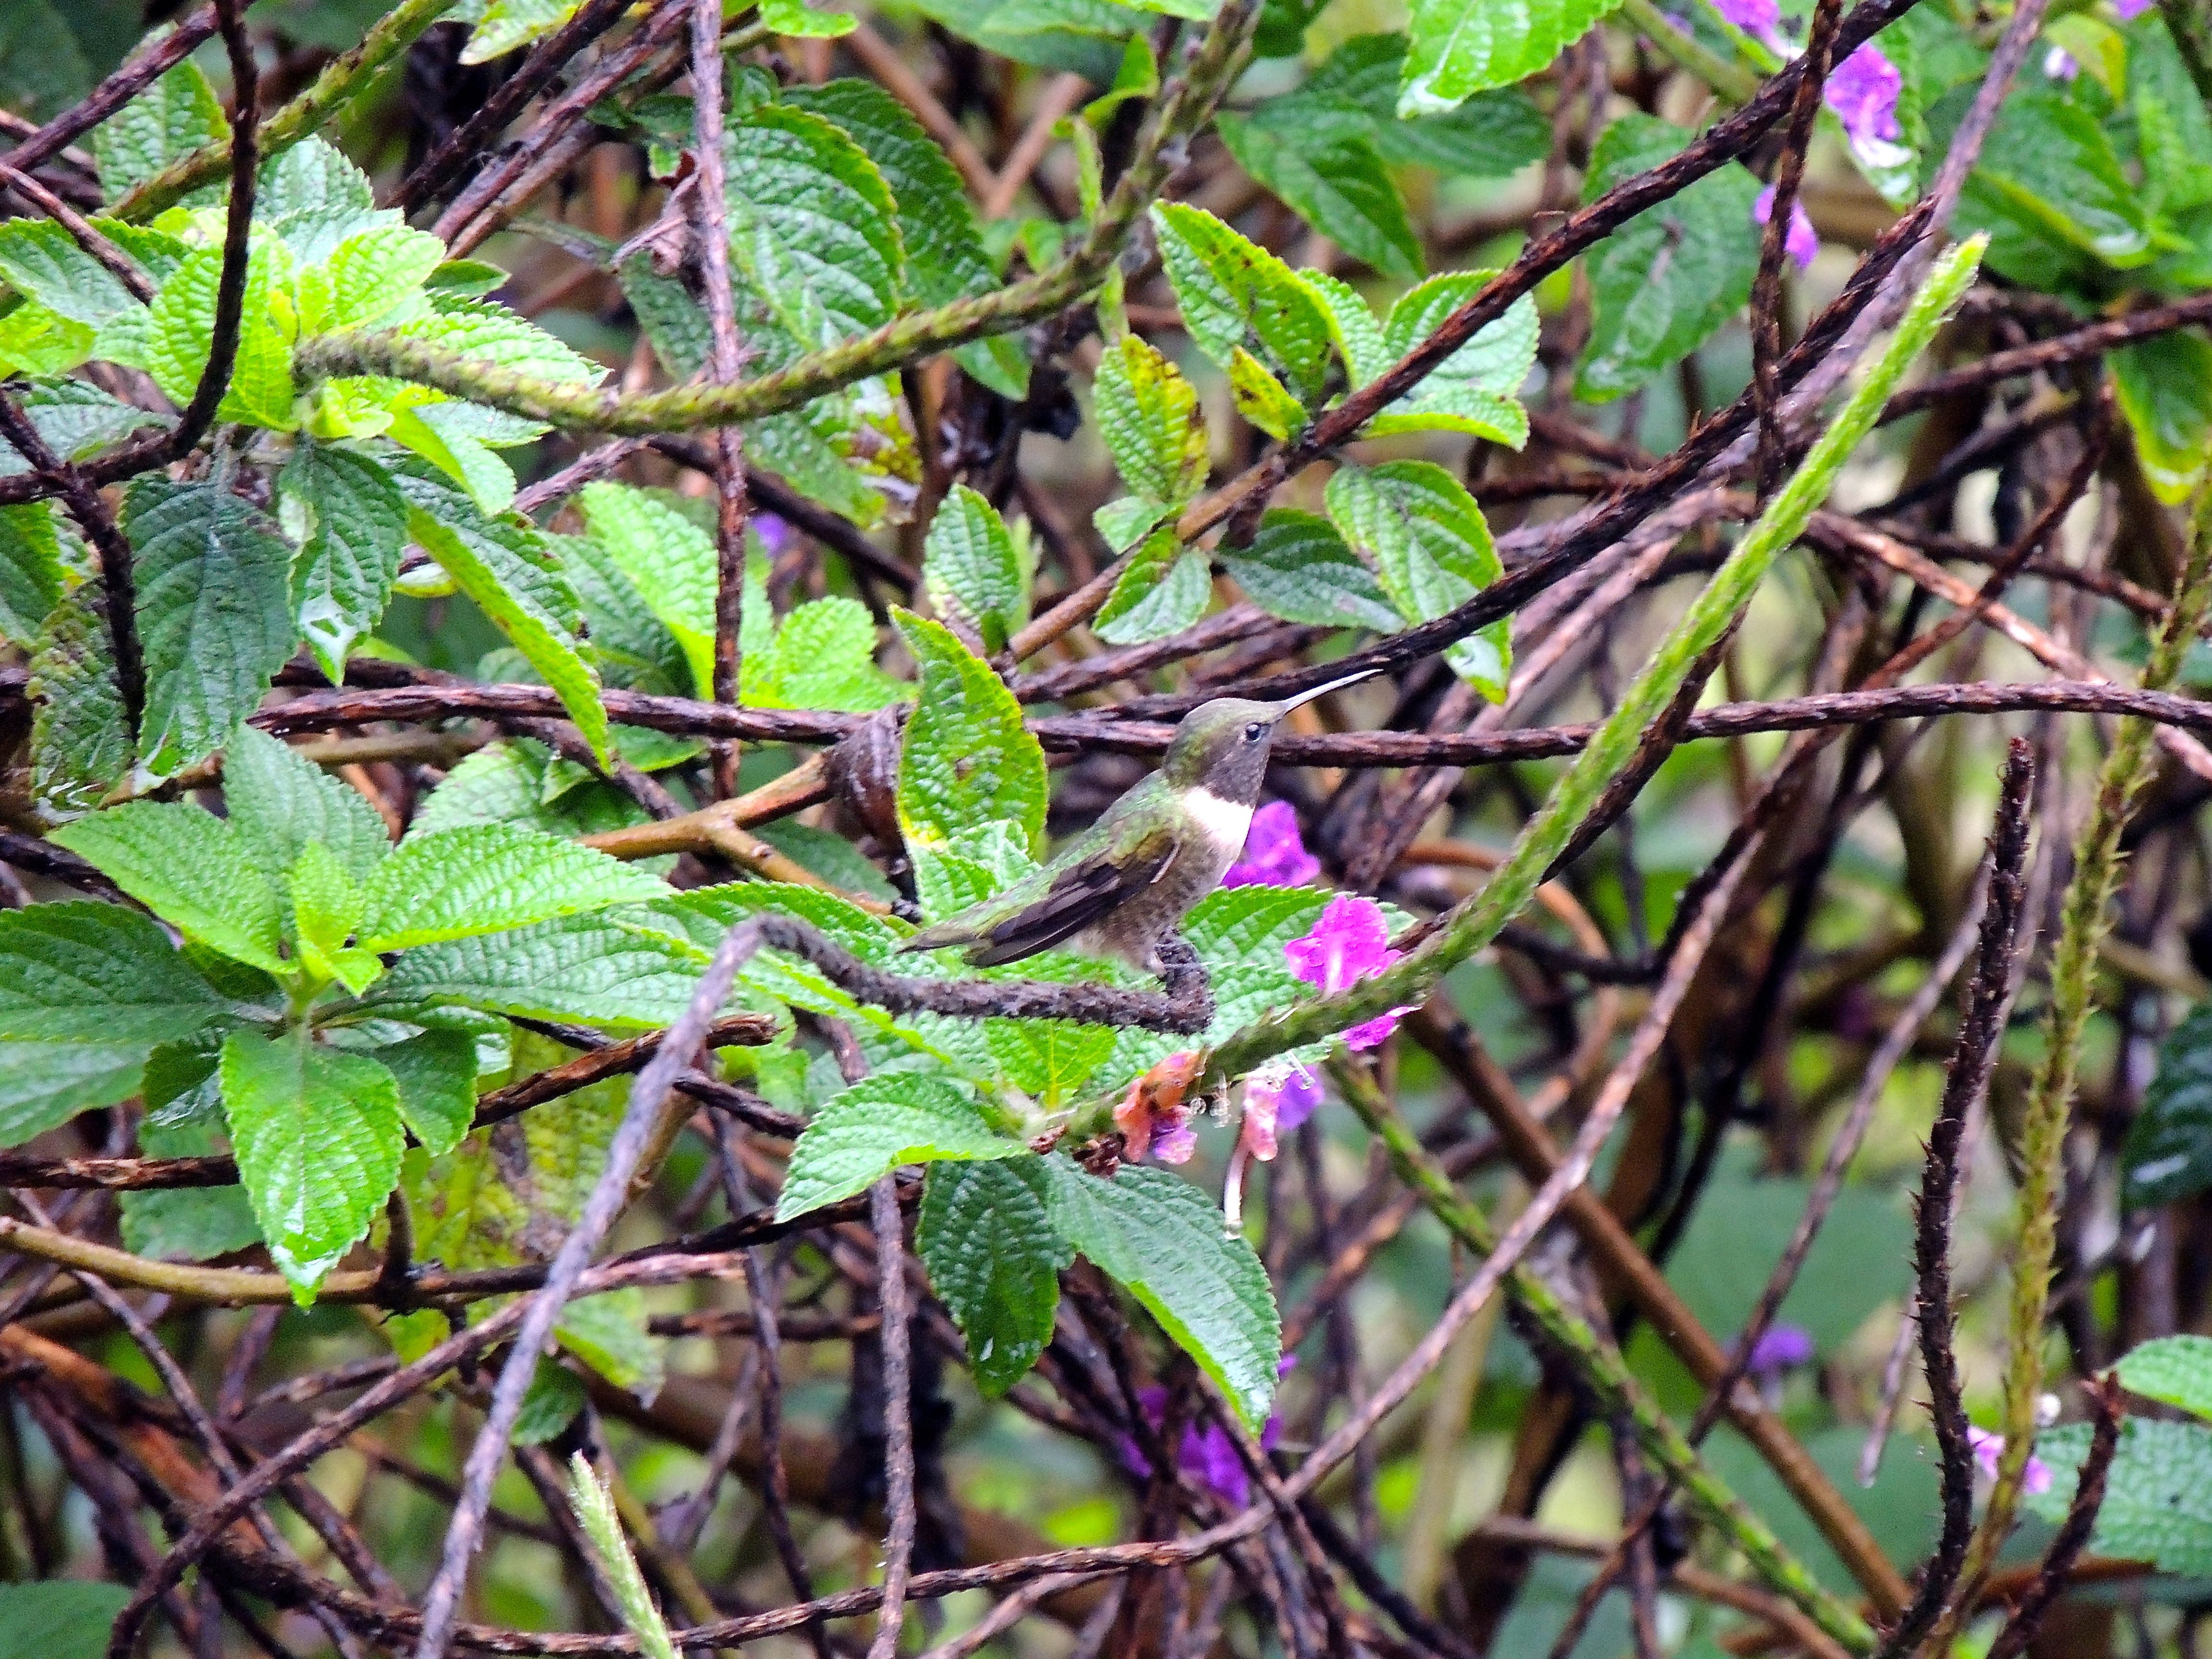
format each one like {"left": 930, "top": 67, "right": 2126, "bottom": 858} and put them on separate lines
{"left": 1981, "top": 1378, "right": 2123, "bottom": 1659}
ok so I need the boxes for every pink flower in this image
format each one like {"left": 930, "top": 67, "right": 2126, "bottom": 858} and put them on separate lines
{"left": 1239, "top": 1061, "right": 1326, "bottom": 1162}
{"left": 2113, "top": 0, "right": 2152, "bottom": 18}
{"left": 1755, "top": 185, "right": 1819, "bottom": 269}
{"left": 1285, "top": 895, "right": 1414, "bottom": 1051}
{"left": 1826, "top": 45, "right": 1908, "bottom": 168}
{"left": 1223, "top": 801, "right": 1322, "bottom": 889}
{"left": 1967, "top": 1427, "right": 2054, "bottom": 1497}
{"left": 2044, "top": 44, "right": 2079, "bottom": 80}
{"left": 1115, "top": 1052, "right": 1202, "bottom": 1165}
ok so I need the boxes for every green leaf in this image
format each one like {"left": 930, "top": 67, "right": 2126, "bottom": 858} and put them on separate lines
{"left": 2027, "top": 1418, "right": 2212, "bottom": 1575}
{"left": 123, "top": 477, "right": 298, "bottom": 773}
{"left": 395, "top": 294, "right": 608, "bottom": 386}
{"left": 786, "top": 81, "right": 1026, "bottom": 396}
{"left": 2130, "top": 15, "right": 2212, "bottom": 216}
{"left": 556, "top": 530, "right": 689, "bottom": 696}
{"left": 0, "top": 0, "right": 90, "bottom": 122}
{"left": 2114, "top": 1334, "right": 2212, "bottom": 1419}
{"left": 725, "top": 105, "right": 905, "bottom": 348}
{"left": 1220, "top": 508, "right": 1401, "bottom": 632}
{"left": 320, "top": 222, "right": 445, "bottom": 333}
{"left": 761, "top": 0, "right": 860, "bottom": 33}
{"left": 1094, "top": 496, "right": 1169, "bottom": 553}
{"left": 1945, "top": 89, "right": 2154, "bottom": 281}
{"left": 1216, "top": 114, "right": 1423, "bottom": 280}
{"left": 922, "top": 484, "right": 1029, "bottom": 652}
{"left": 143, "top": 235, "right": 297, "bottom": 430}
{"left": 357, "top": 823, "right": 668, "bottom": 951}
{"left": 258, "top": 136, "right": 392, "bottom": 265}
{"left": 49, "top": 802, "right": 287, "bottom": 973}
{"left": 1369, "top": 272, "right": 1537, "bottom": 444}
{"left": 1326, "top": 460, "right": 1510, "bottom": 697}
{"left": 0, "top": 502, "right": 62, "bottom": 641}
{"left": 918, "top": 1157, "right": 1072, "bottom": 1395}
{"left": 1302, "top": 269, "right": 1393, "bottom": 385}
{"left": 1278, "top": 35, "right": 1548, "bottom": 174}
{"left": 746, "top": 591, "right": 907, "bottom": 713}
{"left": 1576, "top": 114, "right": 1761, "bottom": 402}
{"left": 27, "top": 585, "right": 131, "bottom": 817}
{"left": 462, "top": 0, "right": 582, "bottom": 58}
{"left": 0, "top": 1584, "right": 135, "bottom": 1659}
{"left": 0, "top": 378, "right": 165, "bottom": 472}
{"left": 92, "top": 56, "right": 227, "bottom": 204}
{"left": 1227, "top": 349, "right": 1308, "bottom": 443}
{"left": 398, "top": 475, "right": 611, "bottom": 767}
{"left": 279, "top": 441, "right": 406, "bottom": 681}
{"left": 894, "top": 611, "right": 1048, "bottom": 854}
{"left": 2122, "top": 1000, "right": 2212, "bottom": 1209}
{"left": 776, "top": 1073, "right": 1020, "bottom": 1219}
{"left": 122, "top": 1051, "right": 260, "bottom": 1262}
{"left": 986, "top": 1009, "right": 1118, "bottom": 1106}
{"left": 290, "top": 841, "right": 379, "bottom": 993}
{"left": 0, "top": 1041, "right": 147, "bottom": 1149}
{"left": 2111, "top": 334, "right": 2212, "bottom": 508}
{"left": 385, "top": 401, "right": 520, "bottom": 515}
{"left": 222, "top": 1028, "right": 403, "bottom": 1298}
{"left": 515, "top": 1359, "right": 589, "bottom": 1445}
{"left": 1094, "top": 527, "right": 1212, "bottom": 645}
{"left": 1152, "top": 202, "right": 1335, "bottom": 411}
{"left": 375, "top": 1028, "right": 482, "bottom": 1157}
{"left": 556, "top": 1285, "right": 665, "bottom": 1401}
{"left": 1094, "top": 333, "right": 1210, "bottom": 507}
{"left": 224, "top": 724, "right": 392, "bottom": 888}
{"left": 367, "top": 911, "right": 716, "bottom": 1030}
{"left": 577, "top": 481, "right": 718, "bottom": 695}
{"left": 0, "top": 218, "right": 143, "bottom": 326}
{"left": 1043, "top": 1159, "right": 1281, "bottom": 1428}
{"left": 1399, "top": 0, "right": 1626, "bottom": 113}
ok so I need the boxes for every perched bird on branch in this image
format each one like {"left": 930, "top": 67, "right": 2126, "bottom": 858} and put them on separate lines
{"left": 899, "top": 669, "right": 1375, "bottom": 974}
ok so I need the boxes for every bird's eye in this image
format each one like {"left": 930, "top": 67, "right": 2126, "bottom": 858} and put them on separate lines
{"left": 1243, "top": 722, "right": 1266, "bottom": 742}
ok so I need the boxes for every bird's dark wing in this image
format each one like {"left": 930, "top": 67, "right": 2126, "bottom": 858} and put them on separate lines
{"left": 958, "top": 830, "right": 1179, "bottom": 968}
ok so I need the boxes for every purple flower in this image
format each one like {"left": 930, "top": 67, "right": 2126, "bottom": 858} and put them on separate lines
{"left": 1285, "top": 895, "right": 1414, "bottom": 1051}
{"left": 1120, "top": 1385, "right": 1286, "bottom": 1508}
{"left": 2044, "top": 44, "right": 2079, "bottom": 80}
{"left": 1223, "top": 801, "right": 1322, "bottom": 889}
{"left": 2113, "top": 0, "right": 2152, "bottom": 18}
{"left": 1755, "top": 186, "right": 1819, "bottom": 269}
{"left": 1240, "top": 1060, "right": 1326, "bottom": 1162}
{"left": 1744, "top": 1323, "right": 1817, "bottom": 1376}
{"left": 1967, "top": 1427, "right": 2054, "bottom": 1497}
{"left": 753, "top": 513, "right": 793, "bottom": 554}
{"left": 1826, "top": 45, "right": 1909, "bottom": 169}
{"left": 1713, "top": 0, "right": 1787, "bottom": 50}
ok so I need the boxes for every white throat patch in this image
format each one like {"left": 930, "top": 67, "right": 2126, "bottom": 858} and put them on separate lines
{"left": 1186, "top": 788, "right": 1254, "bottom": 855}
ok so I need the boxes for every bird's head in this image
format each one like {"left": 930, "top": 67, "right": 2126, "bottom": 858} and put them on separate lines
{"left": 1159, "top": 669, "right": 1379, "bottom": 803}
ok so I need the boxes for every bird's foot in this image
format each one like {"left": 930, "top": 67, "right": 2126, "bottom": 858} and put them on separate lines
{"left": 1153, "top": 935, "right": 1214, "bottom": 1033}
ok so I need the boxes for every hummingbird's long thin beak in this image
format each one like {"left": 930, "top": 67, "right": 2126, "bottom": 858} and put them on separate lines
{"left": 1274, "top": 666, "right": 1381, "bottom": 716}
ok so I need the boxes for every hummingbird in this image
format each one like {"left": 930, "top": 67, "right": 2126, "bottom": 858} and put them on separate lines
{"left": 897, "top": 669, "right": 1375, "bottom": 974}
